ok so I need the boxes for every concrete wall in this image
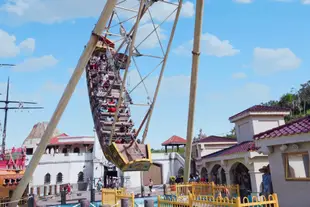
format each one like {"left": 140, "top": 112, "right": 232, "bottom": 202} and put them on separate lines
{"left": 193, "top": 143, "right": 237, "bottom": 159}
{"left": 151, "top": 152, "right": 184, "bottom": 184}
{"left": 27, "top": 153, "right": 93, "bottom": 187}
{"left": 268, "top": 143, "right": 310, "bottom": 207}
{"left": 235, "top": 117, "right": 254, "bottom": 143}
{"left": 235, "top": 115, "right": 285, "bottom": 143}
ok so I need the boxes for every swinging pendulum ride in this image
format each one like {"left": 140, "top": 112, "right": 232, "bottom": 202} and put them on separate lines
{"left": 11, "top": 0, "right": 183, "bottom": 203}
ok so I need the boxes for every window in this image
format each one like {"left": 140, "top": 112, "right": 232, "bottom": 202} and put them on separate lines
{"left": 73, "top": 147, "right": 80, "bottom": 153}
{"left": 78, "top": 172, "right": 84, "bottom": 182}
{"left": 26, "top": 148, "right": 33, "bottom": 155}
{"left": 62, "top": 148, "right": 68, "bottom": 154}
{"left": 285, "top": 152, "right": 310, "bottom": 180}
{"left": 44, "top": 173, "right": 51, "bottom": 184}
{"left": 56, "top": 173, "right": 63, "bottom": 183}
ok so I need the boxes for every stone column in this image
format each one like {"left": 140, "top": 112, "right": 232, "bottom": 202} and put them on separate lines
{"left": 249, "top": 171, "right": 263, "bottom": 197}
{"left": 225, "top": 171, "right": 231, "bottom": 185}
{"left": 207, "top": 172, "right": 212, "bottom": 183}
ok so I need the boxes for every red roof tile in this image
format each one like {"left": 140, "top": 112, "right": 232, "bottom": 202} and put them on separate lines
{"left": 162, "top": 135, "right": 186, "bottom": 146}
{"left": 203, "top": 141, "right": 258, "bottom": 159}
{"left": 229, "top": 105, "right": 290, "bottom": 121}
{"left": 254, "top": 115, "right": 310, "bottom": 140}
{"left": 195, "top": 136, "right": 237, "bottom": 143}
{"left": 48, "top": 133, "right": 94, "bottom": 145}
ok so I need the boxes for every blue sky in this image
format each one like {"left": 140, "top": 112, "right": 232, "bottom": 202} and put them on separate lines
{"left": 0, "top": 0, "right": 309, "bottom": 149}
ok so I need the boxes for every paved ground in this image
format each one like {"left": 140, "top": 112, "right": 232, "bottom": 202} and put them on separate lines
{"left": 36, "top": 186, "right": 165, "bottom": 206}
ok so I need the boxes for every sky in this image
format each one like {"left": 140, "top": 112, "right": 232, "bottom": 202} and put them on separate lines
{"left": 0, "top": 0, "right": 309, "bottom": 149}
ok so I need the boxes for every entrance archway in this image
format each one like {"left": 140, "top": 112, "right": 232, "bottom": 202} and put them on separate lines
{"left": 211, "top": 164, "right": 227, "bottom": 185}
{"left": 220, "top": 168, "right": 226, "bottom": 185}
{"left": 201, "top": 167, "right": 208, "bottom": 181}
{"left": 230, "top": 162, "right": 252, "bottom": 198}
{"left": 211, "top": 164, "right": 221, "bottom": 184}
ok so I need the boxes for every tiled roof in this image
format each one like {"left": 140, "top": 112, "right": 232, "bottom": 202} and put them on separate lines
{"left": 49, "top": 133, "right": 94, "bottom": 145}
{"left": 203, "top": 141, "right": 258, "bottom": 159}
{"left": 25, "top": 122, "right": 61, "bottom": 140}
{"left": 229, "top": 105, "right": 290, "bottom": 121}
{"left": 254, "top": 115, "right": 310, "bottom": 140}
{"left": 162, "top": 135, "right": 186, "bottom": 146}
{"left": 195, "top": 136, "right": 237, "bottom": 143}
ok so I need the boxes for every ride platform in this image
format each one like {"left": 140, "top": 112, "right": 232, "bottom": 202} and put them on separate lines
{"left": 103, "top": 143, "right": 152, "bottom": 171}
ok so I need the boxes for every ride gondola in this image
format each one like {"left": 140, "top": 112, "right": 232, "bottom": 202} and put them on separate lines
{"left": 86, "top": 36, "right": 152, "bottom": 172}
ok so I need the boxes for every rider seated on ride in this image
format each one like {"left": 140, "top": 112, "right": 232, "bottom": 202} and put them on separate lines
{"left": 108, "top": 99, "right": 115, "bottom": 105}
{"left": 107, "top": 116, "right": 114, "bottom": 122}
{"left": 103, "top": 73, "right": 109, "bottom": 82}
{"left": 103, "top": 80, "right": 110, "bottom": 88}
{"left": 115, "top": 137, "right": 126, "bottom": 144}
{"left": 99, "top": 106, "right": 108, "bottom": 113}
{"left": 108, "top": 106, "right": 116, "bottom": 113}
{"left": 119, "top": 124, "right": 126, "bottom": 133}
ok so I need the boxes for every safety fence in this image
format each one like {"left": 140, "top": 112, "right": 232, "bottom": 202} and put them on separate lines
{"left": 102, "top": 188, "right": 134, "bottom": 207}
{"left": 175, "top": 182, "right": 240, "bottom": 198}
{"left": 158, "top": 193, "right": 279, "bottom": 207}
{"left": 0, "top": 196, "right": 29, "bottom": 207}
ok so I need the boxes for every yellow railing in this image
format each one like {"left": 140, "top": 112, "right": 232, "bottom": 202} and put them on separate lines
{"left": 102, "top": 188, "right": 135, "bottom": 207}
{"left": 158, "top": 193, "right": 279, "bottom": 207}
{"left": 175, "top": 182, "right": 240, "bottom": 198}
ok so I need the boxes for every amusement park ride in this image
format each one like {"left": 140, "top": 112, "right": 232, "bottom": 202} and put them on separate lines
{"left": 11, "top": 0, "right": 204, "bottom": 204}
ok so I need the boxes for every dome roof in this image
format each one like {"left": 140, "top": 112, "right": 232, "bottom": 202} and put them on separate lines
{"left": 25, "top": 122, "right": 61, "bottom": 140}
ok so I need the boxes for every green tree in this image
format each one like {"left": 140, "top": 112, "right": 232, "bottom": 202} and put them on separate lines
{"left": 225, "top": 128, "right": 236, "bottom": 138}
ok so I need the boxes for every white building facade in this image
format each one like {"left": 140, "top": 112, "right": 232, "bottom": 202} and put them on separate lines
{"left": 196, "top": 105, "right": 291, "bottom": 198}
{"left": 254, "top": 116, "right": 310, "bottom": 207}
{"left": 23, "top": 122, "right": 186, "bottom": 196}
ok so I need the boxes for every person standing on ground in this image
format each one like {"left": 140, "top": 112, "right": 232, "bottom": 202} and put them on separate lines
{"left": 97, "top": 178, "right": 103, "bottom": 191}
{"left": 149, "top": 179, "right": 153, "bottom": 194}
{"left": 260, "top": 165, "right": 273, "bottom": 197}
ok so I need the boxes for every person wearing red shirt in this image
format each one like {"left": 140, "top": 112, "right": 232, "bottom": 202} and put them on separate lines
{"left": 108, "top": 107, "right": 116, "bottom": 113}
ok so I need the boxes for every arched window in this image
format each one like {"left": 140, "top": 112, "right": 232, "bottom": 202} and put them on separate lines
{"left": 44, "top": 173, "right": 51, "bottom": 184}
{"left": 62, "top": 148, "right": 68, "bottom": 153}
{"left": 73, "top": 147, "right": 80, "bottom": 153}
{"left": 78, "top": 172, "right": 84, "bottom": 182}
{"left": 56, "top": 173, "right": 63, "bottom": 183}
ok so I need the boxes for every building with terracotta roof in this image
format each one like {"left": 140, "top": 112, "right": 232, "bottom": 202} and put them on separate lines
{"left": 162, "top": 135, "right": 186, "bottom": 153}
{"left": 191, "top": 130, "right": 237, "bottom": 175}
{"left": 254, "top": 115, "right": 310, "bottom": 207}
{"left": 22, "top": 123, "right": 186, "bottom": 196}
{"left": 195, "top": 105, "right": 290, "bottom": 198}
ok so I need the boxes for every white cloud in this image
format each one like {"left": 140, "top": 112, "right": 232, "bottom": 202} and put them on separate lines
{"left": 0, "top": 29, "right": 35, "bottom": 57}
{"left": 302, "top": 0, "right": 310, "bottom": 4}
{"left": 19, "top": 38, "right": 35, "bottom": 54}
{"left": 128, "top": 69, "right": 190, "bottom": 102}
{"left": 233, "top": 82, "right": 271, "bottom": 102}
{"left": 135, "top": 23, "right": 166, "bottom": 49}
{"left": 174, "top": 33, "right": 240, "bottom": 57}
{"left": 232, "top": 72, "right": 247, "bottom": 79}
{"left": 233, "top": 0, "right": 253, "bottom": 3}
{"left": 13, "top": 55, "right": 58, "bottom": 72}
{"left": 0, "top": 0, "right": 194, "bottom": 24}
{"left": 253, "top": 47, "right": 301, "bottom": 75}
{"left": 207, "top": 82, "right": 270, "bottom": 103}
{"left": 43, "top": 81, "right": 66, "bottom": 92}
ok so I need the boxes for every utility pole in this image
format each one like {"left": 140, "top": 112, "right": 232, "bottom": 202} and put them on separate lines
{"left": 0, "top": 77, "right": 43, "bottom": 153}
{"left": 183, "top": 0, "right": 204, "bottom": 182}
